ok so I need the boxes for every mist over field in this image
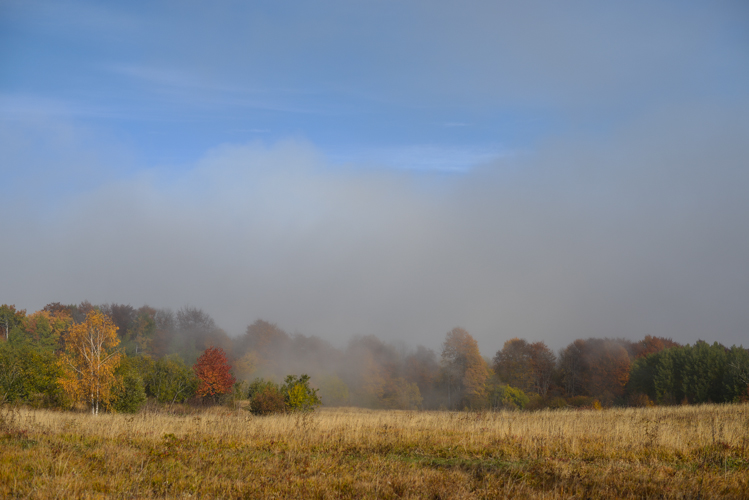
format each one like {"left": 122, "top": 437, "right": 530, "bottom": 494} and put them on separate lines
{"left": 1, "top": 1, "right": 748, "bottom": 354}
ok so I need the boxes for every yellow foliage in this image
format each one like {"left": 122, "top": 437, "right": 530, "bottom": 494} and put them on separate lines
{"left": 58, "top": 310, "right": 121, "bottom": 415}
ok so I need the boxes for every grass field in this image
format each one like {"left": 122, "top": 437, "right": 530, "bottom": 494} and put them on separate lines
{"left": 1, "top": 403, "right": 748, "bottom": 499}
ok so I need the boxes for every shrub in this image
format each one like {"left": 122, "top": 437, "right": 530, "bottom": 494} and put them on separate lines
{"left": 146, "top": 355, "right": 198, "bottom": 405}
{"left": 249, "top": 386, "right": 286, "bottom": 415}
{"left": 112, "top": 371, "right": 147, "bottom": 413}
{"left": 282, "top": 374, "right": 322, "bottom": 412}
{"left": 488, "top": 383, "right": 530, "bottom": 410}
{"left": 546, "top": 397, "right": 568, "bottom": 409}
{"left": 247, "top": 378, "right": 286, "bottom": 415}
{"left": 525, "top": 394, "right": 546, "bottom": 411}
{"left": 567, "top": 395, "right": 596, "bottom": 408}
{"left": 627, "top": 392, "right": 655, "bottom": 407}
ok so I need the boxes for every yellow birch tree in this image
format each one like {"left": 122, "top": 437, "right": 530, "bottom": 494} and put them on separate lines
{"left": 440, "top": 327, "right": 490, "bottom": 409}
{"left": 59, "top": 310, "right": 121, "bottom": 415}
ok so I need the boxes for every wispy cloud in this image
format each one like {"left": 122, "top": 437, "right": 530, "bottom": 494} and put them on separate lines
{"left": 106, "top": 64, "right": 329, "bottom": 114}
{"left": 329, "top": 145, "right": 507, "bottom": 173}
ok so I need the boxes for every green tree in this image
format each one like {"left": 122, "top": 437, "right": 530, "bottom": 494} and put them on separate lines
{"left": 145, "top": 355, "right": 198, "bottom": 404}
{"left": 112, "top": 356, "right": 147, "bottom": 413}
{"left": 0, "top": 340, "right": 66, "bottom": 407}
{"left": 683, "top": 341, "right": 727, "bottom": 403}
{"left": 0, "top": 305, "right": 26, "bottom": 343}
{"left": 637, "top": 341, "right": 740, "bottom": 405}
{"left": 724, "top": 346, "right": 749, "bottom": 401}
{"left": 628, "top": 351, "right": 662, "bottom": 401}
{"left": 23, "top": 310, "right": 72, "bottom": 353}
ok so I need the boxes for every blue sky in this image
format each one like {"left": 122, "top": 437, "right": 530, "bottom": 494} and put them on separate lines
{"left": 1, "top": 1, "right": 748, "bottom": 351}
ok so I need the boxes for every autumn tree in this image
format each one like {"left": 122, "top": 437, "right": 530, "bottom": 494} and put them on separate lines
{"left": 558, "top": 339, "right": 587, "bottom": 397}
{"left": 631, "top": 335, "right": 681, "bottom": 359}
{"left": 529, "top": 341, "right": 556, "bottom": 397}
{"left": 585, "top": 338, "right": 631, "bottom": 403}
{"left": 193, "top": 346, "right": 235, "bottom": 401}
{"left": 317, "top": 374, "right": 350, "bottom": 406}
{"left": 493, "top": 338, "right": 534, "bottom": 393}
{"left": 59, "top": 310, "right": 122, "bottom": 415}
{"left": 235, "top": 319, "right": 290, "bottom": 379}
{"left": 558, "top": 338, "right": 630, "bottom": 403}
{"left": 344, "top": 336, "right": 389, "bottom": 407}
{"left": 100, "top": 303, "right": 136, "bottom": 342}
{"left": 380, "top": 377, "right": 423, "bottom": 410}
{"left": 404, "top": 345, "right": 440, "bottom": 407}
{"left": 440, "top": 327, "right": 490, "bottom": 409}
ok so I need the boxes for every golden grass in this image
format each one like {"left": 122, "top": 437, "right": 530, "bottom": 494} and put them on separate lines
{"left": 2, "top": 404, "right": 748, "bottom": 498}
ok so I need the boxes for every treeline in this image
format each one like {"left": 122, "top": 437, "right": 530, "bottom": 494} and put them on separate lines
{"left": 1, "top": 302, "right": 747, "bottom": 413}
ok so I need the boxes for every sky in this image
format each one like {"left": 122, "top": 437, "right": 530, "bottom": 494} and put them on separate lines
{"left": 1, "top": 0, "right": 748, "bottom": 354}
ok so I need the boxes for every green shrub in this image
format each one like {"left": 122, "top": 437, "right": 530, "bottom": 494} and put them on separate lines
{"left": 144, "top": 355, "right": 198, "bottom": 405}
{"left": 488, "top": 383, "right": 529, "bottom": 410}
{"left": 112, "top": 370, "right": 147, "bottom": 413}
{"left": 282, "top": 374, "right": 321, "bottom": 412}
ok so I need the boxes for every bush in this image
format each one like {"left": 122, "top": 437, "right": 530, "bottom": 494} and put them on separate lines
{"left": 546, "top": 397, "right": 568, "bottom": 409}
{"left": 627, "top": 392, "right": 654, "bottom": 407}
{"left": 249, "top": 386, "right": 286, "bottom": 415}
{"left": 246, "top": 375, "right": 322, "bottom": 414}
{"left": 525, "top": 394, "right": 546, "bottom": 411}
{"left": 282, "top": 374, "right": 321, "bottom": 412}
{"left": 145, "top": 355, "right": 198, "bottom": 405}
{"left": 488, "top": 383, "right": 530, "bottom": 410}
{"left": 112, "top": 371, "right": 147, "bottom": 413}
{"left": 247, "top": 378, "right": 286, "bottom": 415}
{"left": 567, "top": 396, "right": 599, "bottom": 408}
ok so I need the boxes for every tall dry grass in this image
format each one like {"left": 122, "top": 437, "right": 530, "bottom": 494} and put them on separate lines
{"left": 2, "top": 403, "right": 748, "bottom": 498}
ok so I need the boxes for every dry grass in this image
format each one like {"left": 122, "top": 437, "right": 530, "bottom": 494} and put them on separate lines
{"left": 1, "top": 403, "right": 748, "bottom": 498}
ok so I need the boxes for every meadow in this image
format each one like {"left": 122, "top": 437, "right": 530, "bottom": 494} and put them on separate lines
{"left": 1, "top": 404, "right": 748, "bottom": 499}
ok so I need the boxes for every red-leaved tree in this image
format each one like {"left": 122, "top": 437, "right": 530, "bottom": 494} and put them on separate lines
{"left": 193, "top": 346, "right": 235, "bottom": 400}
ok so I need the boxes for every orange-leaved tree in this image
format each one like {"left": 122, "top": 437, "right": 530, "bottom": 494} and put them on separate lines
{"left": 59, "top": 310, "right": 121, "bottom": 415}
{"left": 193, "top": 346, "right": 235, "bottom": 400}
{"left": 440, "top": 327, "right": 490, "bottom": 409}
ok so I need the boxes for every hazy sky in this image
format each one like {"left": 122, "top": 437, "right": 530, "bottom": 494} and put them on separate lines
{"left": 1, "top": 0, "right": 748, "bottom": 353}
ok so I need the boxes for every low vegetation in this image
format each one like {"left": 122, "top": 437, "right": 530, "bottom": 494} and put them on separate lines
{"left": 1, "top": 403, "right": 747, "bottom": 498}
